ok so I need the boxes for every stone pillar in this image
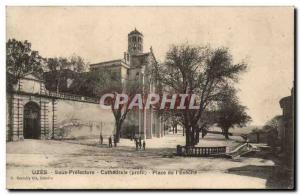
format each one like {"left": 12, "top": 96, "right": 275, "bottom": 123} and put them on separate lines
{"left": 143, "top": 107, "right": 147, "bottom": 140}
{"left": 40, "top": 100, "right": 50, "bottom": 139}
{"left": 12, "top": 94, "right": 24, "bottom": 141}
{"left": 51, "top": 99, "right": 57, "bottom": 139}
{"left": 154, "top": 112, "right": 161, "bottom": 138}
{"left": 145, "top": 108, "right": 152, "bottom": 139}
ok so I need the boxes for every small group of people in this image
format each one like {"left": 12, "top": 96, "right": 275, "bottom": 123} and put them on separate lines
{"left": 134, "top": 136, "right": 146, "bottom": 150}
{"left": 99, "top": 133, "right": 146, "bottom": 150}
{"left": 108, "top": 135, "right": 118, "bottom": 148}
{"left": 99, "top": 134, "right": 117, "bottom": 148}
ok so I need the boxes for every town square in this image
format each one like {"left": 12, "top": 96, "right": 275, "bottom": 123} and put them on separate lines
{"left": 6, "top": 7, "right": 294, "bottom": 189}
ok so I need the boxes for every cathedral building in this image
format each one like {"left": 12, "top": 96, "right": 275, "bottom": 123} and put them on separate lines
{"left": 90, "top": 29, "right": 164, "bottom": 139}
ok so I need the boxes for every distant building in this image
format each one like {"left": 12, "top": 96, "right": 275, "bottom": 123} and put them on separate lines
{"left": 279, "top": 85, "right": 294, "bottom": 166}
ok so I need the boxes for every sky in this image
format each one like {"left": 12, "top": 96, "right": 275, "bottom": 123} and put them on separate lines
{"left": 6, "top": 7, "right": 294, "bottom": 125}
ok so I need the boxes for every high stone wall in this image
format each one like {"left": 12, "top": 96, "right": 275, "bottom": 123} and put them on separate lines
{"left": 55, "top": 99, "right": 115, "bottom": 139}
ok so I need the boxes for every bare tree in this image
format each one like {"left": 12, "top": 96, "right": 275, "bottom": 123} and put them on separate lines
{"left": 112, "top": 80, "right": 141, "bottom": 142}
{"left": 153, "top": 44, "right": 247, "bottom": 146}
{"left": 90, "top": 69, "right": 141, "bottom": 142}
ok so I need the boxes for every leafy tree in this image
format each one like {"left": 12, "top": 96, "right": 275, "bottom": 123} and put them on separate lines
{"left": 215, "top": 92, "right": 252, "bottom": 139}
{"left": 153, "top": 44, "right": 247, "bottom": 146}
{"left": 265, "top": 115, "right": 282, "bottom": 131}
{"left": 45, "top": 55, "right": 88, "bottom": 93}
{"left": 258, "top": 115, "right": 281, "bottom": 147}
{"left": 162, "top": 111, "right": 182, "bottom": 134}
{"left": 69, "top": 54, "right": 89, "bottom": 72}
{"left": 45, "top": 57, "right": 71, "bottom": 92}
{"left": 6, "top": 39, "right": 43, "bottom": 88}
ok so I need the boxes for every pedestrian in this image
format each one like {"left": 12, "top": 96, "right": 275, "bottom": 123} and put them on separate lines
{"left": 135, "top": 138, "right": 139, "bottom": 150}
{"left": 100, "top": 134, "right": 103, "bottom": 145}
{"left": 108, "top": 136, "right": 112, "bottom": 148}
{"left": 139, "top": 138, "right": 142, "bottom": 150}
{"left": 142, "top": 140, "right": 146, "bottom": 150}
{"left": 130, "top": 132, "right": 134, "bottom": 141}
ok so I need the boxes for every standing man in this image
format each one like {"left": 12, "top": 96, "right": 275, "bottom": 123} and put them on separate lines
{"left": 100, "top": 134, "right": 103, "bottom": 145}
{"left": 134, "top": 138, "right": 138, "bottom": 150}
{"left": 142, "top": 140, "right": 146, "bottom": 150}
{"left": 108, "top": 136, "right": 112, "bottom": 148}
{"left": 138, "top": 136, "right": 142, "bottom": 150}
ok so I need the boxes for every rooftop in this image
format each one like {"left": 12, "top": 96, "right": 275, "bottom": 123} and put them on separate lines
{"left": 90, "top": 59, "right": 130, "bottom": 69}
{"left": 128, "top": 28, "right": 143, "bottom": 36}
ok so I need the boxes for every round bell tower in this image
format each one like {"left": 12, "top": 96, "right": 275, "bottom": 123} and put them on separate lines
{"left": 128, "top": 28, "right": 143, "bottom": 55}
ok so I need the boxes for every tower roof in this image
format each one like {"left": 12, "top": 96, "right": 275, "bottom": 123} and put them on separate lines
{"left": 128, "top": 28, "right": 143, "bottom": 36}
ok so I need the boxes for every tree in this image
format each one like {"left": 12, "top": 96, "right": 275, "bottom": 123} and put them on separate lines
{"left": 69, "top": 54, "right": 89, "bottom": 72}
{"left": 6, "top": 39, "right": 43, "bottom": 88}
{"left": 214, "top": 93, "right": 252, "bottom": 139}
{"left": 89, "top": 68, "right": 141, "bottom": 142}
{"left": 153, "top": 44, "right": 247, "bottom": 146}
{"left": 45, "top": 55, "right": 88, "bottom": 93}
{"left": 46, "top": 57, "right": 71, "bottom": 92}
{"left": 112, "top": 80, "right": 141, "bottom": 142}
{"left": 260, "top": 115, "right": 281, "bottom": 147}
{"left": 162, "top": 111, "right": 182, "bottom": 134}
{"left": 265, "top": 115, "right": 282, "bottom": 131}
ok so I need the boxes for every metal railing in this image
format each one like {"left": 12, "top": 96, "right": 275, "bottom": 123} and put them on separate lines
{"left": 45, "top": 91, "right": 100, "bottom": 104}
{"left": 176, "top": 145, "right": 226, "bottom": 157}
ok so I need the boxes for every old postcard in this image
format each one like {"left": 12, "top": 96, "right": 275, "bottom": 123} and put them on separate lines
{"left": 6, "top": 6, "right": 294, "bottom": 189}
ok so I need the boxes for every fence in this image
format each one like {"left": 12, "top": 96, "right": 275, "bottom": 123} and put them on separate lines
{"left": 176, "top": 145, "right": 226, "bottom": 157}
{"left": 45, "top": 91, "right": 100, "bottom": 104}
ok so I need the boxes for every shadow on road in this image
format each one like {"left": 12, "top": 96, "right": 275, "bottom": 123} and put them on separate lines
{"left": 227, "top": 163, "right": 294, "bottom": 189}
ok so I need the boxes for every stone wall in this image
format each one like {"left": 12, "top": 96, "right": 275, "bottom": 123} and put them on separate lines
{"left": 55, "top": 99, "right": 115, "bottom": 139}
{"left": 6, "top": 92, "right": 115, "bottom": 141}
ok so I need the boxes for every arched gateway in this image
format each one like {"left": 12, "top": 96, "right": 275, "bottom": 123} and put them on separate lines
{"left": 23, "top": 101, "right": 41, "bottom": 139}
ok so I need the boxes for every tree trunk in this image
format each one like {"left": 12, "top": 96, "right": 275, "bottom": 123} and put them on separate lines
{"left": 115, "top": 121, "right": 123, "bottom": 143}
{"left": 185, "top": 126, "right": 198, "bottom": 146}
{"left": 185, "top": 126, "right": 192, "bottom": 146}
{"left": 223, "top": 127, "right": 229, "bottom": 139}
{"left": 195, "top": 131, "right": 200, "bottom": 145}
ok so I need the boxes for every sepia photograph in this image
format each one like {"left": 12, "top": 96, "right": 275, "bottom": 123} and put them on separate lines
{"left": 5, "top": 6, "right": 295, "bottom": 189}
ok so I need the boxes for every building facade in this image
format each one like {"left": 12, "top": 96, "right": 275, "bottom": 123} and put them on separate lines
{"left": 279, "top": 85, "right": 294, "bottom": 166}
{"left": 6, "top": 73, "right": 52, "bottom": 141}
{"left": 90, "top": 29, "right": 164, "bottom": 139}
{"left": 6, "top": 73, "right": 116, "bottom": 141}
